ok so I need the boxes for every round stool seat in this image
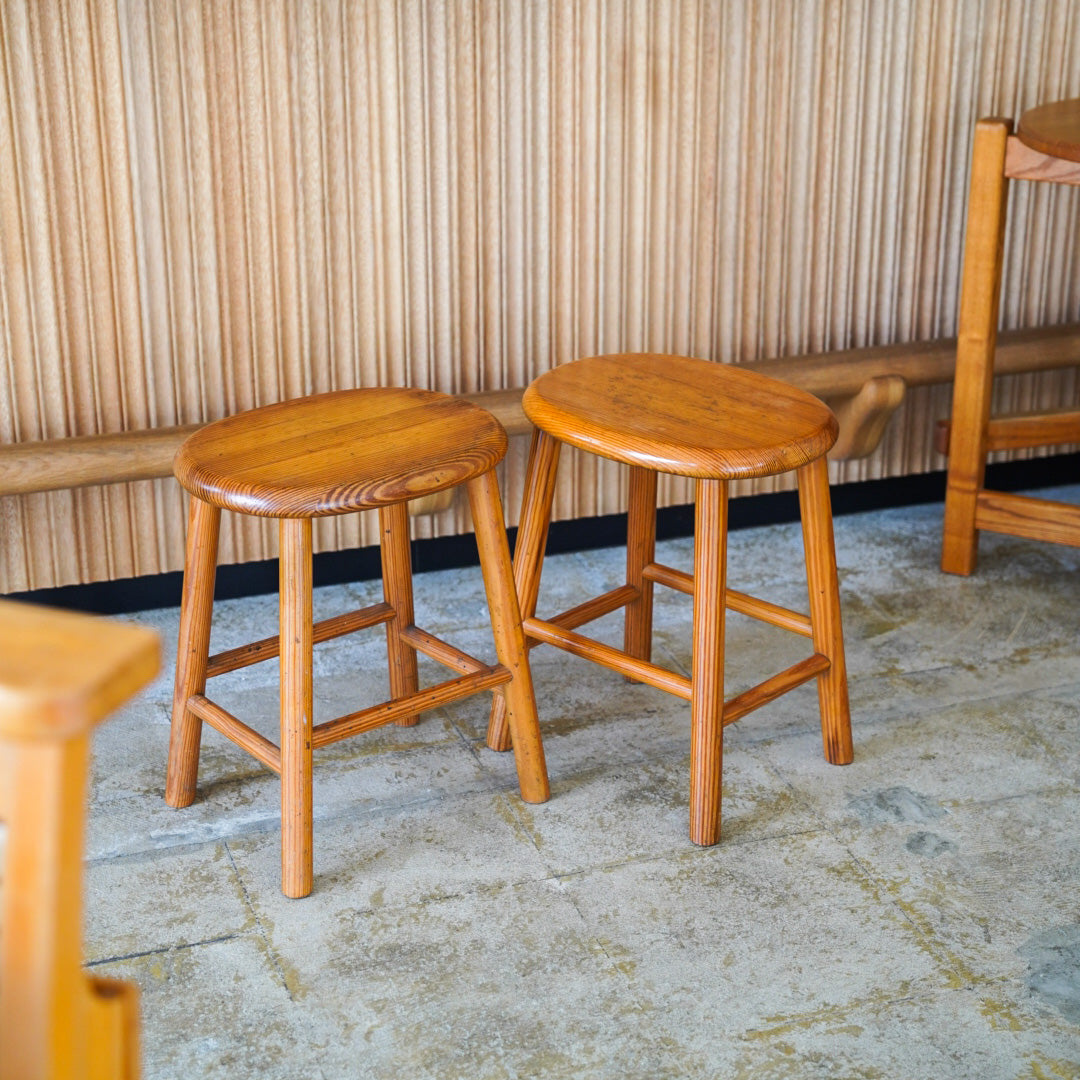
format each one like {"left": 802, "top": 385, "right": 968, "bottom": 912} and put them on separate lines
{"left": 522, "top": 354, "right": 837, "bottom": 480}
{"left": 167, "top": 384, "right": 548, "bottom": 898}
{"left": 489, "top": 351, "right": 852, "bottom": 849}
{"left": 174, "top": 388, "right": 508, "bottom": 517}
{"left": 1017, "top": 97, "right": 1080, "bottom": 163}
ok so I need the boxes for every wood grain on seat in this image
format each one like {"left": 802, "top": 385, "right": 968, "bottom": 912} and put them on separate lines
{"left": 174, "top": 388, "right": 508, "bottom": 517}
{"left": 522, "top": 354, "right": 838, "bottom": 480}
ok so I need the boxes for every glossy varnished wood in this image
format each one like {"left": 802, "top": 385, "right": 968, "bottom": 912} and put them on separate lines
{"left": 280, "top": 518, "right": 315, "bottom": 899}
{"left": 1017, "top": 97, "right": 1080, "bottom": 162}
{"left": 624, "top": 467, "right": 658, "bottom": 667}
{"left": 523, "top": 354, "right": 838, "bottom": 479}
{"left": 167, "top": 388, "right": 549, "bottom": 897}
{"left": 486, "top": 429, "right": 562, "bottom": 753}
{"left": 174, "top": 388, "right": 508, "bottom": 516}
{"left": 467, "top": 469, "right": 549, "bottom": 803}
{"left": 493, "top": 354, "right": 852, "bottom": 847}
{"left": 689, "top": 478, "right": 727, "bottom": 845}
{"left": 166, "top": 497, "right": 220, "bottom": 808}
{"left": 943, "top": 108, "right": 1080, "bottom": 573}
{"left": 798, "top": 458, "right": 854, "bottom": 765}
{"left": 380, "top": 501, "right": 421, "bottom": 727}
{"left": 0, "top": 601, "right": 158, "bottom": 1080}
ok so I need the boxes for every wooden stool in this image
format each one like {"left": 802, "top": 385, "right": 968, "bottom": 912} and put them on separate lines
{"left": 0, "top": 600, "right": 159, "bottom": 1080}
{"left": 166, "top": 388, "right": 549, "bottom": 898}
{"left": 942, "top": 98, "right": 1080, "bottom": 574}
{"left": 486, "top": 354, "right": 853, "bottom": 845}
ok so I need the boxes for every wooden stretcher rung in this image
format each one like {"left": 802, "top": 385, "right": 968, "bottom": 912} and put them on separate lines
{"left": 523, "top": 617, "right": 693, "bottom": 699}
{"left": 938, "top": 409, "right": 1080, "bottom": 454}
{"left": 207, "top": 602, "right": 395, "bottom": 677}
{"left": 974, "top": 490, "right": 1080, "bottom": 547}
{"left": 311, "top": 666, "right": 511, "bottom": 748}
{"left": 643, "top": 563, "right": 814, "bottom": 637}
{"left": 187, "top": 694, "right": 281, "bottom": 773}
{"left": 721, "top": 654, "right": 831, "bottom": 726}
{"left": 985, "top": 409, "right": 1080, "bottom": 451}
{"left": 399, "top": 625, "right": 489, "bottom": 675}
{"left": 546, "top": 584, "right": 640, "bottom": 632}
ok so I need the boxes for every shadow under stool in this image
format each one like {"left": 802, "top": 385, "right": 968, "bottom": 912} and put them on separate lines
{"left": 942, "top": 97, "right": 1080, "bottom": 574}
{"left": 0, "top": 600, "right": 159, "bottom": 1080}
{"left": 166, "top": 388, "right": 549, "bottom": 898}
{"left": 486, "top": 354, "right": 854, "bottom": 846}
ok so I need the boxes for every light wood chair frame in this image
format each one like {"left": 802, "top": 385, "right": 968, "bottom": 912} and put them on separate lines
{"left": 0, "top": 602, "right": 158, "bottom": 1080}
{"left": 488, "top": 427, "right": 852, "bottom": 846}
{"left": 941, "top": 116, "right": 1080, "bottom": 574}
{"left": 167, "top": 468, "right": 548, "bottom": 899}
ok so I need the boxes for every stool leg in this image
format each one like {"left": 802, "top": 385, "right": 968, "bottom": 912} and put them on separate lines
{"left": 280, "top": 517, "right": 314, "bottom": 898}
{"left": 468, "top": 468, "right": 550, "bottom": 804}
{"left": 942, "top": 118, "right": 1011, "bottom": 576}
{"left": 486, "top": 429, "right": 562, "bottom": 752}
{"left": 689, "top": 477, "right": 727, "bottom": 846}
{"left": 1, "top": 736, "right": 91, "bottom": 1078}
{"left": 624, "top": 465, "right": 658, "bottom": 666}
{"left": 797, "top": 457, "right": 854, "bottom": 765}
{"left": 379, "top": 501, "right": 421, "bottom": 727}
{"left": 166, "top": 496, "right": 221, "bottom": 808}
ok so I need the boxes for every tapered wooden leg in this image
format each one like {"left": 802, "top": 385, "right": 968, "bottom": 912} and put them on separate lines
{"left": 689, "top": 478, "right": 727, "bottom": 846}
{"left": 166, "top": 496, "right": 221, "bottom": 808}
{"left": 0, "top": 737, "right": 91, "bottom": 1080}
{"left": 624, "top": 465, "right": 658, "bottom": 666}
{"left": 798, "top": 457, "right": 854, "bottom": 765}
{"left": 942, "top": 118, "right": 1012, "bottom": 576}
{"left": 486, "top": 429, "right": 562, "bottom": 752}
{"left": 469, "top": 469, "right": 550, "bottom": 803}
{"left": 280, "top": 517, "right": 314, "bottom": 898}
{"left": 380, "top": 501, "right": 420, "bottom": 726}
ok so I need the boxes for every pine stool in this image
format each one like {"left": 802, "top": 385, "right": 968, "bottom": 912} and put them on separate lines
{"left": 166, "top": 388, "right": 550, "bottom": 898}
{"left": 486, "top": 354, "right": 853, "bottom": 845}
{"left": 942, "top": 98, "right": 1080, "bottom": 574}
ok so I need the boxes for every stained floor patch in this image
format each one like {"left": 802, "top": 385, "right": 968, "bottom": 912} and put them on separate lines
{"left": 847, "top": 786, "right": 947, "bottom": 826}
{"left": 1021, "top": 925, "right": 1080, "bottom": 1025}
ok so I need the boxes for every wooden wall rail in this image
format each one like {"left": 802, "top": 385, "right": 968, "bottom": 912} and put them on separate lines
{"left": 2, "top": 2, "right": 1078, "bottom": 592}
{"left": 2, "top": 327, "right": 1077, "bottom": 499}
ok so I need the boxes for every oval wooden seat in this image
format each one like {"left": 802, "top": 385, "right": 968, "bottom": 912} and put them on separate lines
{"left": 488, "top": 353, "right": 853, "bottom": 848}
{"left": 523, "top": 354, "right": 838, "bottom": 479}
{"left": 167, "top": 387, "right": 548, "bottom": 898}
{"left": 1017, "top": 97, "right": 1080, "bottom": 162}
{"left": 174, "top": 388, "right": 507, "bottom": 517}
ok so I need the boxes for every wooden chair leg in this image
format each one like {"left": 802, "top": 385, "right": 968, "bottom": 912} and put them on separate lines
{"left": 1, "top": 736, "right": 92, "bottom": 1079}
{"left": 797, "top": 457, "right": 854, "bottom": 765}
{"left": 1, "top": 602, "right": 156, "bottom": 1078}
{"left": 280, "top": 517, "right": 314, "bottom": 899}
{"left": 486, "top": 429, "right": 562, "bottom": 752}
{"left": 379, "top": 501, "right": 421, "bottom": 727}
{"left": 942, "top": 118, "right": 1012, "bottom": 576}
{"left": 689, "top": 477, "right": 727, "bottom": 846}
{"left": 87, "top": 975, "right": 141, "bottom": 1080}
{"left": 468, "top": 469, "right": 550, "bottom": 804}
{"left": 624, "top": 465, "right": 658, "bottom": 665}
{"left": 166, "top": 496, "right": 221, "bottom": 808}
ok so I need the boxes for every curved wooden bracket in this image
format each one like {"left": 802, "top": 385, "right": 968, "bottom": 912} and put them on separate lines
{"left": 827, "top": 375, "right": 908, "bottom": 460}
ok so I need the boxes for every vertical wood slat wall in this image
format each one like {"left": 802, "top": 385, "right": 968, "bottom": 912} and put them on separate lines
{"left": 1, "top": 0, "right": 1079, "bottom": 594}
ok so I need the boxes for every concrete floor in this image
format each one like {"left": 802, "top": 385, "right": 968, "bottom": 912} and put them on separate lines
{"left": 79, "top": 492, "right": 1080, "bottom": 1078}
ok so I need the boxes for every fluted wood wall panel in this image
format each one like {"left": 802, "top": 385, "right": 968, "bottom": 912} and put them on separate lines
{"left": 2, "top": 0, "right": 1079, "bottom": 592}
